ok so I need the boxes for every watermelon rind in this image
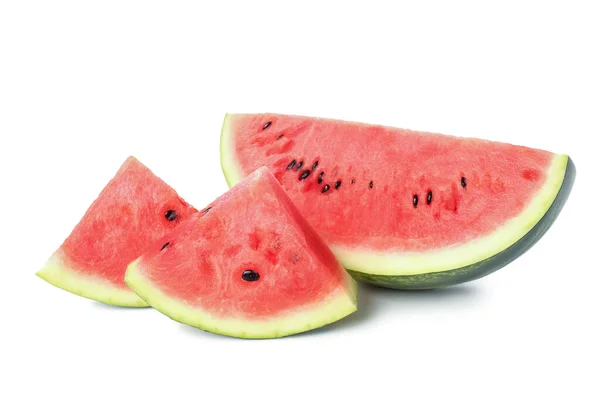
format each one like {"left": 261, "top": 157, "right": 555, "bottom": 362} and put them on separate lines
{"left": 347, "top": 157, "right": 575, "bottom": 288}
{"left": 36, "top": 252, "right": 148, "bottom": 307}
{"left": 125, "top": 259, "right": 358, "bottom": 339}
{"left": 220, "top": 114, "right": 575, "bottom": 289}
{"left": 220, "top": 114, "right": 246, "bottom": 185}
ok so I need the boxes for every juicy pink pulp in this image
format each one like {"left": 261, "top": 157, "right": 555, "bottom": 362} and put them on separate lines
{"left": 229, "top": 114, "right": 554, "bottom": 252}
{"left": 135, "top": 168, "right": 350, "bottom": 318}
{"left": 59, "top": 157, "right": 197, "bottom": 288}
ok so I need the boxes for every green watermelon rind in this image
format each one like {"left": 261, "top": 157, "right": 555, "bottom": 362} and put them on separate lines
{"left": 220, "top": 114, "right": 575, "bottom": 289}
{"left": 124, "top": 259, "right": 358, "bottom": 339}
{"left": 347, "top": 157, "right": 576, "bottom": 289}
{"left": 36, "top": 252, "right": 148, "bottom": 307}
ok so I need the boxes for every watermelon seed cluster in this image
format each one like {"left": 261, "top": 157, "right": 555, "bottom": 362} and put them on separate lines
{"left": 285, "top": 156, "right": 466, "bottom": 210}
{"left": 273, "top": 122, "right": 468, "bottom": 214}
{"left": 286, "top": 157, "right": 374, "bottom": 193}
{"left": 413, "top": 177, "right": 466, "bottom": 210}
{"left": 268, "top": 119, "right": 468, "bottom": 217}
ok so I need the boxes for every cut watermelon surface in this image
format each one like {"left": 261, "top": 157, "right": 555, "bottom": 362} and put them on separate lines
{"left": 37, "top": 157, "right": 198, "bottom": 307}
{"left": 221, "top": 114, "right": 575, "bottom": 289}
{"left": 125, "top": 167, "right": 357, "bottom": 338}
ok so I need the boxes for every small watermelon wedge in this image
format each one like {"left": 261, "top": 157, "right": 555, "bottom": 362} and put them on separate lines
{"left": 125, "top": 167, "right": 358, "bottom": 338}
{"left": 221, "top": 113, "right": 575, "bottom": 289}
{"left": 36, "top": 157, "right": 198, "bottom": 307}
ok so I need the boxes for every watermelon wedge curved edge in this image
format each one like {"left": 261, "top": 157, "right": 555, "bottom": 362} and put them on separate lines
{"left": 220, "top": 113, "right": 576, "bottom": 289}
{"left": 125, "top": 259, "right": 357, "bottom": 339}
{"left": 347, "top": 156, "right": 575, "bottom": 288}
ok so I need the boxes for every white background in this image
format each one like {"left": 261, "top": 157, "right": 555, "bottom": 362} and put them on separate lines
{"left": 1, "top": 1, "right": 599, "bottom": 417}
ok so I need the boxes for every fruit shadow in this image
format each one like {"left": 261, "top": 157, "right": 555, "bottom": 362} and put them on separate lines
{"left": 177, "top": 281, "right": 481, "bottom": 340}
{"left": 297, "top": 281, "right": 481, "bottom": 337}
{"left": 91, "top": 301, "right": 152, "bottom": 310}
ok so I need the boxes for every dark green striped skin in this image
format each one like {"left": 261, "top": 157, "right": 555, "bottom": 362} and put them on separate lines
{"left": 348, "top": 158, "right": 576, "bottom": 290}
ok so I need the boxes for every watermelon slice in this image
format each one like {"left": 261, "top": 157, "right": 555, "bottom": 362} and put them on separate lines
{"left": 36, "top": 157, "right": 198, "bottom": 307}
{"left": 125, "top": 167, "right": 358, "bottom": 338}
{"left": 220, "top": 114, "right": 575, "bottom": 289}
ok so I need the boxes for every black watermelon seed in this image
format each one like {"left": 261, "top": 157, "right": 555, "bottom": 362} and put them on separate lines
{"left": 242, "top": 269, "right": 260, "bottom": 282}
{"left": 262, "top": 121, "right": 272, "bottom": 130}
{"left": 427, "top": 191, "right": 432, "bottom": 205}
{"left": 369, "top": 181, "right": 374, "bottom": 189}
{"left": 165, "top": 210, "right": 178, "bottom": 221}
{"left": 318, "top": 171, "right": 324, "bottom": 184}
{"left": 161, "top": 242, "right": 170, "bottom": 251}
{"left": 296, "top": 161, "right": 304, "bottom": 170}
{"left": 413, "top": 195, "right": 419, "bottom": 208}
{"left": 335, "top": 180, "right": 342, "bottom": 189}
{"left": 203, "top": 206, "right": 212, "bottom": 214}
{"left": 287, "top": 160, "right": 297, "bottom": 170}
{"left": 461, "top": 177, "right": 467, "bottom": 188}
{"left": 351, "top": 179, "right": 355, "bottom": 184}
{"left": 277, "top": 134, "right": 284, "bottom": 140}
{"left": 299, "top": 170, "right": 310, "bottom": 180}
{"left": 312, "top": 161, "right": 319, "bottom": 171}
{"left": 322, "top": 184, "right": 330, "bottom": 193}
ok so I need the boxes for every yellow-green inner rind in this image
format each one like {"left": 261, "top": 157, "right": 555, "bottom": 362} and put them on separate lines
{"left": 220, "top": 114, "right": 573, "bottom": 284}
{"left": 125, "top": 259, "right": 358, "bottom": 339}
{"left": 220, "top": 113, "right": 244, "bottom": 188}
{"left": 36, "top": 252, "right": 148, "bottom": 307}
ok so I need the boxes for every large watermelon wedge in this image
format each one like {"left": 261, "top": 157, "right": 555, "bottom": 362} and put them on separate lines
{"left": 36, "top": 157, "right": 198, "bottom": 307}
{"left": 221, "top": 114, "right": 575, "bottom": 289}
{"left": 125, "top": 167, "right": 357, "bottom": 338}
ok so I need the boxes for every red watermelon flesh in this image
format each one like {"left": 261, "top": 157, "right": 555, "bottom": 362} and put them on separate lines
{"left": 37, "top": 157, "right": 198, "bottom": 307}
{"left": 125, "top": 167, "right": 357, "bottom": 338}
{"left": 221, "top": 114, "right": 574, "bottom": 288}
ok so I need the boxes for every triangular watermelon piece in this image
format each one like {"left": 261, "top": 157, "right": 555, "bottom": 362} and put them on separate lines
{"left": 36, "top": 157, "right": 198, "bottom": 307}
{"left": 125, "top": 167, "right": 357, "bottom": 338}
{"left": 221, "top": 113, "right": 575, "bottom": 289}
